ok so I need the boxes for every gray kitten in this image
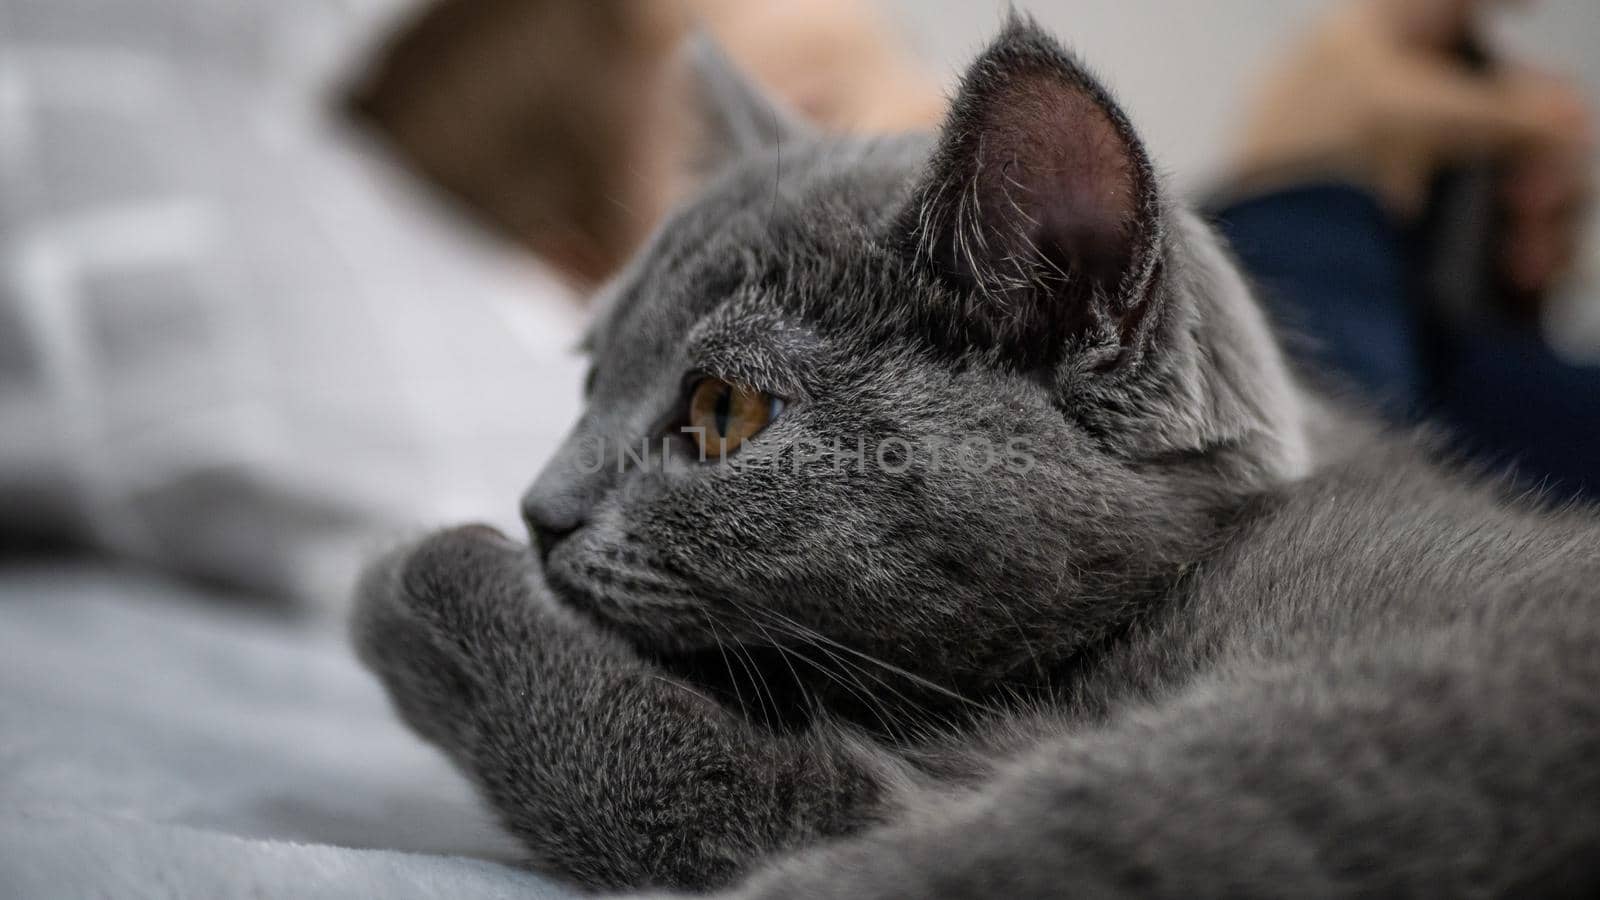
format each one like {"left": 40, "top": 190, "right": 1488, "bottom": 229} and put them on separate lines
{"left": 353, "top": 19, "right": 1600, "bottom": 897}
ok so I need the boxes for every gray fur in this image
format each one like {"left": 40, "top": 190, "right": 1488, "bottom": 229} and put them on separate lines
{"left": 681, "top": 31, "right": 811, "bottom": 176}
{"left": 354, "top": 18, "right": 1600, "bottom": 897}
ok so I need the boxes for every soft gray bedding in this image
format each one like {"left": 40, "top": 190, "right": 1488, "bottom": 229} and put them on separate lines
{"left": 0, "top": 565, "right": 573, "bottom": 899}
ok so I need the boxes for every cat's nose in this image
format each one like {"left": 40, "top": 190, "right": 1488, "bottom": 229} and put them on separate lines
{"left": 524, "top": 429, "right": 609, "bottom": 565}
{"left": 522, "top": 487, "right": 584, "bottom": 566}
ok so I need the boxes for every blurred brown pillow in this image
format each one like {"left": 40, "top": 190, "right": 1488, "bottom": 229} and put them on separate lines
{"left": 347, "top": 0, "right": 945, "bottom": 288}
{"left": 346, "top": 0, "right": 688, "bottom": 287}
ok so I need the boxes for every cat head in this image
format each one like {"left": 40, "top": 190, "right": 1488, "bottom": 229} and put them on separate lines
{"left": 523, "top": 19, "right": 1309, "bottom": 697}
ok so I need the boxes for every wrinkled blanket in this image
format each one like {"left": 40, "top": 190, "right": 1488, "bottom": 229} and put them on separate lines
{"left": 0, "top": 564, "right": 573, "bottom": 899}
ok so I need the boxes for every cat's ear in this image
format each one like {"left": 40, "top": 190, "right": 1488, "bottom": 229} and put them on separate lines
{"left": 681, "top": 31, "right": 811, "bottom": 174}
{"left": 902, "top": 18, "right": 1163, "bottom": 371}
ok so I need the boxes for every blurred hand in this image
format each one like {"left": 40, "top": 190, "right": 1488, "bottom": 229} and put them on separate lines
{"left": 1499, "top": 73, "right": 1595, "bottom": 295}
{"left": 1237, "top": 0, "right": 1593, "bottom": 217}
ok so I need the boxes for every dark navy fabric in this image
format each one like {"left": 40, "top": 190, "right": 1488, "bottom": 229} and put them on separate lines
{"left": 1433, "top": 326, "right": 1600, "bottom": 500}
{"left": 1213, "top": 184, "right": 1424, "bottom": 419}
{"left": 1211, "top": 183, "right": 1598, "bottom": 501}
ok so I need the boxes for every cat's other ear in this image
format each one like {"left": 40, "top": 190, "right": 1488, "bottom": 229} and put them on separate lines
{"left": 680, "top": 31, "right": 811, "bottom": 175}
{"left": 902, "top": 17, "right": 1164, "bottom": 372}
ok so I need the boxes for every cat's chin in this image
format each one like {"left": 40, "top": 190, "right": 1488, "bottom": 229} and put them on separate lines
{"left": 540, "top": 572, "right": 813, "bottom": 731}
{"left": 537, "top": 565, "right": 831, "bottom": 732}
{"left": 539, "top": 561, "right": 720, "bottom": 655}
{"left": 642, "top": 643, "right": 820, "bottom": 734}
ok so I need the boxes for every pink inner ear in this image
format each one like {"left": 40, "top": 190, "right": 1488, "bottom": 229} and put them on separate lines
{"left": 971, "top": 68, "right": 1142, "bottom": 292}
{"left": 904, "top": 23, "right": 1163, "bottom": 364}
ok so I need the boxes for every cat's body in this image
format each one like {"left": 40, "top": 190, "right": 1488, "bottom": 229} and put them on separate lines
{"left": 354, "top": 21, "right": 1600, "bottom": 897}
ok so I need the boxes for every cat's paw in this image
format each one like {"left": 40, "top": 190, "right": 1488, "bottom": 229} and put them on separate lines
{"left": 355, "top": 524, "right": 540, "bottom": 642}
{"left": 351, "top": 524, "right": 548, "bottom": 745}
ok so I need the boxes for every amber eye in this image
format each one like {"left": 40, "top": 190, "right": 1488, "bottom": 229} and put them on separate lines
{"left": 686, "top": 377, "right": 783, "bottom": 459}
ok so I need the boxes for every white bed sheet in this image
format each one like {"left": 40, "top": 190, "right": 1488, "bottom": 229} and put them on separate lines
{"left": 0, "top": 564, "right": 573, "bottom": 899}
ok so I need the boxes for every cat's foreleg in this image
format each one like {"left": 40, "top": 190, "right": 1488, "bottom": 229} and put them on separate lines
{"left": 353, "top": 526, "right": 908, "bottom": 892}
{"left": 723, "top": 628, "right": 1600, "bottom": 898}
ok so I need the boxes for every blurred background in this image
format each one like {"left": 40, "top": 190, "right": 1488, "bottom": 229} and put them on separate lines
{"left": 901, "top": 2, "right": 1600, "bottom": 195}
{"left": 1, "top": 1, "right": 1597, "bottom": 895}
